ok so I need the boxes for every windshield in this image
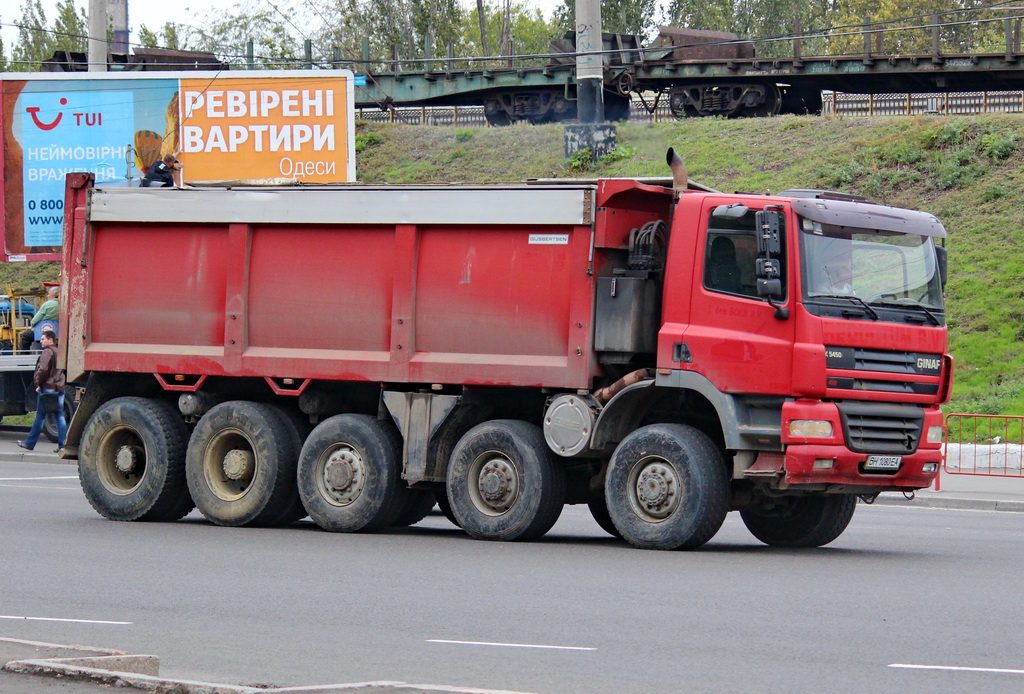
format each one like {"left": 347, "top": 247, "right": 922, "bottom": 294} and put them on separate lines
{"left": 799, "top": 219, "right": 944, "bottom": 310}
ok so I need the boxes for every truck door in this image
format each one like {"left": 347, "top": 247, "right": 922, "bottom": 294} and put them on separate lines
{"left": 682, "top": 200, "right": 796, "bottom": 395}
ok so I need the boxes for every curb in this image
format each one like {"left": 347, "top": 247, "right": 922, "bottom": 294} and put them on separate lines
{"left": 3, "top": 658, "right": 256, "bottom": 694}
{"left": 1, "top": 638, "right": 539, "bottom": 694}
{"left": 867, "top": 495, "right": 1024, "bottom": 513}
{"left": 0, "top": 451, "right": 71, "bottom": 465}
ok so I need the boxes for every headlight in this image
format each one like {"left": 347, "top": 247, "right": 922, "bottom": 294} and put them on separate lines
{"left": 926, "top": 426, "right": 945, "bottom": 444}
{"left": 788, "top": 420, "right": 834, "bottom": 438}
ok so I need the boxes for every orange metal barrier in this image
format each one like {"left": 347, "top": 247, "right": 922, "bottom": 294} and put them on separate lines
{"left": 943, "top": 414, "right": 1024, "bottom": 480}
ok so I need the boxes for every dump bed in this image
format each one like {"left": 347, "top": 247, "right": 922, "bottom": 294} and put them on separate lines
{"left": 61, "top": 175, "right": 672, "bottom": 390}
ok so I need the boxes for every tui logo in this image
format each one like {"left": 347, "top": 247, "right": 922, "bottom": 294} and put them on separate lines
{"left": 26, "top": 98, "right": 68, "bottom": 130}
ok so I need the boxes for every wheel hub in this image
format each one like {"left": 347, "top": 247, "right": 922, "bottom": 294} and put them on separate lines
{"left": 321, "top": 447, "right": 365, "bottom": 505}
{"left": 114, "top": 445, "right": 141, "bottom": 474}
{"left": 325, "top": 457, "right": 353, "bottom": 490}
{"left": 222, "top": 449, "right": 255, "bottom": 481}
{"left": 476, "top": 458, "right": 518, "bottom": 511}
{"left": 633, "top": 462, "right": 680, "bottom": 520}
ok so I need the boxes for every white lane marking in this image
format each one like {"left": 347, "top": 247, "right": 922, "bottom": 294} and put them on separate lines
{"left": 0, "top": 484, "right": 78, "bottom": 490}
{"left": 890, "top": 663, "right": 1024, "bottom": 675}
{"left": 0, "top": 476, "right": 77, "bottom": 481}
{"left": 0, "top": 615, "right": 132, "bottom": 625}
{"left": 428, "top": 639, "right": 595, "bottom": 651}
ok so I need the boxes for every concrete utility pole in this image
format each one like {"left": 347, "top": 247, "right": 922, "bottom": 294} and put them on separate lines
{"left": 88, "top": 0, "right": 107, "bottom": 71}
{"left": 564, "top": 0, "right": 616, "bottom": 162}
{"left": 574, "top": 0, "right": 604, "bottom": 123}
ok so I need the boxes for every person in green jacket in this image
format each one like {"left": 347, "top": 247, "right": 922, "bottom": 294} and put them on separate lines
{"left": 19, "top": 286, "right": 59, "bottom": 352}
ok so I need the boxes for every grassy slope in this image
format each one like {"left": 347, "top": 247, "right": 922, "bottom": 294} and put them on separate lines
{"left": 2, "top": 116, "right": 1018, "bottom": 415}
{"left": 356, "top": 116, "right": 1024, "bottom": 415}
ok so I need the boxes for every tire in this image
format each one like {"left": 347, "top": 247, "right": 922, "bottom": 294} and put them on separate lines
{"left": 43, "top": 397, "right": 75, "bottom": 444}
{"left": 605, "top": 424, "right": 729, "bottom": 550}
{"left": 297, "top": 414, "right": 407, "bottom": 532}
{"left": 587, "top": 495, "right": 622, "bottom": 538}
{"left": 392, "top": 489, "right": 437, "bottom": 527}
{"left": 185, "top": 401, "right": 301, "bottom": 527}
{"left": 741, "top": 495, "right": 857, "bottom": 548}
{"left": 435, "top": 489, "right": 460, "bottom": 527}
{"left": 446, "top": 420, "right": 565, "bottom": 542}
{"left": 265, "top": 404, "right": 311, "bottom": 525}
{"left": 79, "top": 397, "right": 193, "bottom": 522}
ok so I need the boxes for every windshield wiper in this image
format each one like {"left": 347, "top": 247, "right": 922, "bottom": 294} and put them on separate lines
{"left": 814, "top": 294, "right": 879, "bottom": 320}
{"left": 870, "top": 299, "right": 941, "bottom": 325}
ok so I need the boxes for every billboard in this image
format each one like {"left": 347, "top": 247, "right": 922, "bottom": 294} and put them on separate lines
{"left": 0, "top": 71, "right": 356, "bottom": 261}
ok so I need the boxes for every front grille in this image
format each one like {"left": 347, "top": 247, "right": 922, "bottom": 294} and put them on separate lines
{"left": 826, "top": 346, "right": 942, "bottom": 376}
{"left": 836, "top": 401, "right": 924, "bottom": 454}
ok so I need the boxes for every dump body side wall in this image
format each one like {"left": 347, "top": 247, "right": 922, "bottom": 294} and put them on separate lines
{"left": 63, "top": 182, "right": 652, "bottom": 390}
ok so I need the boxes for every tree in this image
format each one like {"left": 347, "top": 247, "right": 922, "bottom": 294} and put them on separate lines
{"left": 10, "top": 0, "right": 89, "bottom": 70}
{"left": 664, "top": 0, "right": 833, "bottom": 58}
{"left": 552, "top": 0, "right": 660, "bottom": 40}
{"left": 52, "top": 0, "right": 87, "bottom": 53}
{"left": 461, "top": 1, "right": 560, "bottom": 63}
{"left": 138, "top": 23, "right": 188, "bottom": 51}
{"left": 188, "top": 0, "right": 302, "bottom": 68}
{"left": 0, "top": 15, "right": 8, "bottom": 71}
{"left": 411, "top": 0, "right": 463, "bottom": 56}
{"left": 12, "top": 0, "right": 56, "bottom": 70}
{"left": 825, "top": 1, "right": 993, "bottom": 55}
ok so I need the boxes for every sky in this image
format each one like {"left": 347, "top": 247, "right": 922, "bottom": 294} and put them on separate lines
{"left": 2, "top": 0, "right": 568, "bottom": 61}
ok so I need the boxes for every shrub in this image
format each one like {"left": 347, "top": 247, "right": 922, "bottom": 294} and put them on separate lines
{"left": 355, "top": 131, "right": 382, "bottom": 152}
{"left": 979, "top": 132, "right": 1016, "bottom": 160}
{"left": 599, "top": 144, "right": 637, "bottom": 165}
{"left": 981, "top": 184, "right": 1007, "bottom": 203}
{"left": 921, "top": 120, "right": 968, "bottom": 148}
{"left": 566, "top": 147, "right": 593, "bottom": 173}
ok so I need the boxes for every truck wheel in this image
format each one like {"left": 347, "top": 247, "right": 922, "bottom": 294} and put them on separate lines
{"left": 741, "top": 495, "right": 857, "bottom": 548}
{"left": 79, "top": 397, "right": 193, "bottom": 522}
{"left": 446, "top": 420, "right": 565, "bottom": 541}
{"left": 587, "top": 496, "right": 622, "bottom": 538}
{"left": 392, "top": 490, "right": 437, "bottom": 527}
{"left": 186, "top": 401, "right": 301, "bottom": 527}
{"left": 605, "top": 424, "right": 729, "bottom": 550}
{"left": 435, "top": 490, "right": 460, "bottom": 527}
{"left": 297, "top": 414, "right": 407, "bottom": 532}
{"left": 265, "top": 404, "right": 311, "bottom": 526}
{"left": 43, "top": 398, "right": 75, "bottom": 444}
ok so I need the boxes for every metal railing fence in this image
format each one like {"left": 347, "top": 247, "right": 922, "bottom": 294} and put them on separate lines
{"left": 943, "top": 413, "right": 1024, "bottom": 478}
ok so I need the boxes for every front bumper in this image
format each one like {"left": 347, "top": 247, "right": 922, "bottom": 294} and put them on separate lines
{"left": 783, "top": 443, "right": 940, "bottom": 489}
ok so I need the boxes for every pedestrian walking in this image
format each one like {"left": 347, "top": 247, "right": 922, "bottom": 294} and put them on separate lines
{"left": 17, "top": 328, "right": 66, "bottom": 453}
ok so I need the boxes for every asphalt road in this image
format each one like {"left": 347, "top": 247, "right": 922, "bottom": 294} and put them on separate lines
{"left": 2, "top": 459, "right": 1023, "bottom": 694}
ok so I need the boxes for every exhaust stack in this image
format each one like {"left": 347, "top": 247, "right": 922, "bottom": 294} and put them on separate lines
{"left": 666, "top": 147, "right": 688, "bottom": 194}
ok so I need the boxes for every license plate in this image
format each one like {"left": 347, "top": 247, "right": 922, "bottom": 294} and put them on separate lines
{"left": 864, "top": 455, "right": 902, "bottom": 470}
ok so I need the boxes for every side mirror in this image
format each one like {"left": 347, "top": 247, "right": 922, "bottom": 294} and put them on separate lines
{"left": 757, "top": 278, "right": 783, "bottom": 298}
{"left": 935, "top": 245, "right": 948, "bottom": 290}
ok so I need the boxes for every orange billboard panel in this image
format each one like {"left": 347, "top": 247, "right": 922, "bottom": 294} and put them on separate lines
{"left": 179, "top": 75, "right": 353, "bottom": 183}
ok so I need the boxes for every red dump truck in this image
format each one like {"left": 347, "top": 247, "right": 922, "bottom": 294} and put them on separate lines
{"left": 59, "top": 154, "right": 952, "bottom": 550}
